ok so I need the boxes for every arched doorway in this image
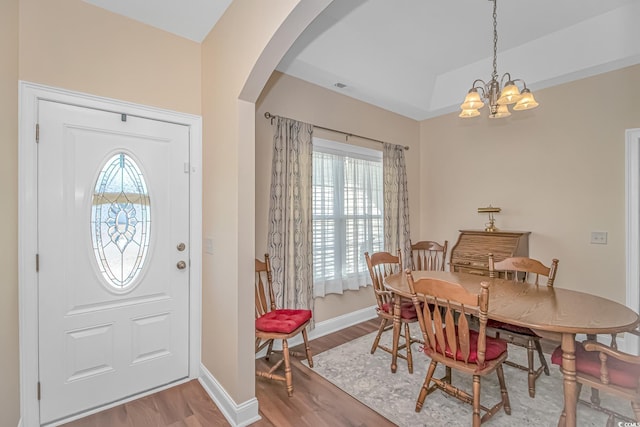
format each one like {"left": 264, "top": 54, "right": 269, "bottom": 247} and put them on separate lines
{"left": 198, "top": 2, "right": 333, "bottom": 425}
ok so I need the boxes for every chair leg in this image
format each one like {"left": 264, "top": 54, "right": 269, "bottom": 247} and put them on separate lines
{"left": 404, "top": 322, "right": 413, "bottom": 374}
{"left": 526, "top": 338, "right": 536, "bottom": 398}
{"left": 416, "top": 360, "right": 437, "bottom": 412}
{"left": 632, "top": 401, "right": 640, "bottom": 422}
{"left": 302, "top": 327, "right": 313, "bottom": 368}
{"left": 559, "top": 382, "right": 581, "bottom": 427}
{"left": 371, "top": 318, "right": 387, "bottom": 354}
{"left": 281, "top": 339, "right": 293, "bottom": 397}
{"left": 496, "top": 364, "right": 511, "bottom": 415}
{"left": 534, "top": 338, "right": 550, "bottom": 375}
{"left": 605, "top": 415, "right": 615, "bottom": 427}
{"left": 472, "top": 375, "right": 481, "bottom": 427}
{"left": 266, "top": 339, "right": 275, "bottom": 361}
{"left": 558, "top": 410, "right": 566, "bottom": 427}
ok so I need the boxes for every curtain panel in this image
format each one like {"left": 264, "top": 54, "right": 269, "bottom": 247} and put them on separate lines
{"left": 383, "top": 143, "right": 412, "bottom": 269}
{"left": 267, "top": 117, "right": 314, "bottom": 325}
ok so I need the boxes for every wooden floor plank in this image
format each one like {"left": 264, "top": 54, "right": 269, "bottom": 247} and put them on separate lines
{"left": 154, "top": 382, "right": 196, "bottom": 424}
{"left": 255, "top": 318, "right": 395, "bottom": 427}
{"left": 62, "top": 319, "right": 394, "bottom": 427}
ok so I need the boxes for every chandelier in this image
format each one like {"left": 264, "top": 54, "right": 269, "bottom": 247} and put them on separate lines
{"left": 459, "top": 0, "right": 539, "bottom": 119}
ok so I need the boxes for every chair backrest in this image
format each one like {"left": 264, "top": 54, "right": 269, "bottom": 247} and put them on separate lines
{"left": 406, "top": 270, "right": 490, "bottom": 367}
{"left": 365, "top": 250, "right": 402, "bottom": 310}
{"left": 488, "top": 254, "right": 559, "bottom": 286}
{"left": 410, "top": 240, "right": 448, "bottom": 271}
{"left": 255, "top": 254, "right": 276, "bottom": 319}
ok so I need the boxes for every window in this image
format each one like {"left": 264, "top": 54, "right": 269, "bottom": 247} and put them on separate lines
{"left": 312, "top": 138, "right": 383, "bottom": 297}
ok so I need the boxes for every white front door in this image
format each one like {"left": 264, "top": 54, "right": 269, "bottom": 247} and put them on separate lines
{"left": 37, "top": 100, "right": 190, "bottom": 424}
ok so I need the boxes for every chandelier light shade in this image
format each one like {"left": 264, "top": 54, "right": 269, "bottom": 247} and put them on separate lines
{"left": 459, "top": 0, "right": 539, "bottom": 119}
{"left": 459, "top": 108, "right": 481, "bottom": 118}
{"left": 497, "top": 81, "right": 521, "bottom": 105}
{"left": 512, "top": 88, "right": 539, "bottom": 110}
{"left": 461, "top": 89, "right": 485, "bottom": 110}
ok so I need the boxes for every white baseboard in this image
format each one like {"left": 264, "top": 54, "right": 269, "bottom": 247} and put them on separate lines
{"left": 310, "top": 305, "right": 378, "bottom": 341}
{"left": 199, "top": 364, "right": 261, "bottom": 427}
{"left": 257, "top": 305, "right": 377, "bottom": 357}
{"left": 197, "top": 305, "right": 376, "bottom": 425}
{"left": 23, "top": 308, "right": 374, "bottom": 427}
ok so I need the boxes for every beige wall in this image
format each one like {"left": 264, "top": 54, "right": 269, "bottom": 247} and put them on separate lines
{"left": 419, "top": 64, "right": 640, "bottom": 302}
{"left": 19, "top": 0, "right": 202, "bottom": 115}
{"left": 1, "top": 0, "right": 19, "bottom": 424}
{"left": 255, "top": 71, "right": 421, "bottom": 321}
{"left": 201, "top": 0, "right": 308, "bottom": 403}
{"left": 7, "top": 0, "right": 201, "bottom": 422}
{"left": 11, "top": 0, "right": 329, "bottom": 416}
{"left": 4, "top": 0, "right": 638, "bottom": 422}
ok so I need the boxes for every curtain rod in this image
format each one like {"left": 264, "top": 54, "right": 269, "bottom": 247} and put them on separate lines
{"left": 264, "top": 112, "right": 409, "bottom": 151}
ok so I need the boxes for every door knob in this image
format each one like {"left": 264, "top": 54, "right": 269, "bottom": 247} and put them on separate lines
{"left": 177, "top": 242, "right": 186, "bottom": 251}
{"left": 176, "top": 260, "right": 187, "bottom": 270}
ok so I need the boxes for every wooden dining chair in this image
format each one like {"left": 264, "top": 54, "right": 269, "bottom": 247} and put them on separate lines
{"left": 365, "top": 250, "right": 420, "bottom": 374}
{"left": 551, "top": 331, "right": 640, "bottom": 426}
{"left": 255, "top": 253, "right": 313, "bottom": 396}
{"left": 410, "top": 240, "right": 448, "bottom": 271}
{"left": 488, "top": 253, "right": 559, "bottom": 398}
{"left": 406, "top": 271, "right": 511, "bottom": 426}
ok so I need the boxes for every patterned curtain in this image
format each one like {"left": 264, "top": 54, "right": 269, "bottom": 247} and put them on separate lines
{"left": 383, "top": 143, "right": 412, "bottom": 269}
{"left": 267, "top": 117, "right": 314, "bottom": 326}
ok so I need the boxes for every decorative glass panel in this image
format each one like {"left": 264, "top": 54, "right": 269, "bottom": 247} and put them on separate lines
{"left": 91, "top": 153, "right": 151, "bottom": 289}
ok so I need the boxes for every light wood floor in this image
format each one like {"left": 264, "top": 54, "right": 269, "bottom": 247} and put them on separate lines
{"left": 63, "top": 318, "right": 395, "bottom": 427}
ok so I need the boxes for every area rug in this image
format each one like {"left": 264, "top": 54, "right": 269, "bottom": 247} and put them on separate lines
{"left": 303, "top": 325, "right": 633, "bottom": 427}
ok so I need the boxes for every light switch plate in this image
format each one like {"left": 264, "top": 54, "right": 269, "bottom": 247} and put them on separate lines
{"left": 204, "top": 237, "right": 214, "bottom": 254}
{"left": 590, "top": 231, "right": 608, "bottom": 245}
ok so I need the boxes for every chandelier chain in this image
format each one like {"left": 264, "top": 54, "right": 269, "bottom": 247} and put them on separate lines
{"left": 458, "top": 0, "right": 539, "bottom": 118}
{"left": 492, "top": 0, "right": 498, "bottom": 81}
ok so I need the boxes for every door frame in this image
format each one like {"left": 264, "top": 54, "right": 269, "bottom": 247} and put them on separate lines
{"left": 18, "top": 81, "right": 203, "bottom": 426}
{"left": 626, "top": 128, "right": 640, "bottom": 355}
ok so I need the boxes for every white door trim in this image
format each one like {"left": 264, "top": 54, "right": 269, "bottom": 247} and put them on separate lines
{"left": 18, "top": 81, "right": 203, "bottom": 426}
{"left": 625, "top": 128, "right": 640, "bottom": 355}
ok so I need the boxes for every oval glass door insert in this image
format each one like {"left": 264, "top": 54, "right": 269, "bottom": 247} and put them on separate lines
{"left": 91, "top": 153, "right": 151, "bottom": 289}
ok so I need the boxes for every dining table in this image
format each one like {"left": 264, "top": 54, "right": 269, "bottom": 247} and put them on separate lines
{"left": 383, "top": 270, "right": 640, "bottom": 427}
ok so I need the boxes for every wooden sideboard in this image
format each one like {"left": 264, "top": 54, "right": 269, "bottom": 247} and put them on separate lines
{"left": 449, "top": 229, "right": 530, "bottom": 276}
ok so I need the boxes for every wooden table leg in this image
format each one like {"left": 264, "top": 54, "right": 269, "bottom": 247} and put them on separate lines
{"left": 390, "top": 297, "right": 401, "bottom": 373}
{"left": 558, "top": 333, "right": 577, "bottom": 427}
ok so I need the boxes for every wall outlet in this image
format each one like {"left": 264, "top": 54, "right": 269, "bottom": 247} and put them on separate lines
{"left": 590, "top": 231, "right": 608, "bottom": 245}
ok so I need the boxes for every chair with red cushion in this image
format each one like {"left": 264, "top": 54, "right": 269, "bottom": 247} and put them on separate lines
{"left": 488, "top": 253, "right": 559, "bottom": 398}
{"left": 407, "top": 271, "right": 511, "bottom": 426}
{"left": 551, "top": 333, "right": 640, "bottom": 426}
{"left": 255, "top": 254, "right": 313, "bottom": 396}
{"left": 365, "top": 250, "right": 420, "bottom": 373}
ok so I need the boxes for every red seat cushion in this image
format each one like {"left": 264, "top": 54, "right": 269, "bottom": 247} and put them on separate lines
{"left": 487, "top": 319, "right": 537, "bottom": 336}
{"left": 551, "top": 341, "right": 640, "bottom": 389}
{"left": 381, "top": 301, "right": 418, "bottom": 320}
{"left": 255, "top": 309, "right": 312, "bottom": 334}
{"left": 427, "top": 328, "right": 507, "bottom": 363}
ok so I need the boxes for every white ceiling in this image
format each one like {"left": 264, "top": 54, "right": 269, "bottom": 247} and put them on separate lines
{"left": 82, "top": 0, "right": 640, "bottom": 121}
{"left": 82, "top": 0, "right": 233, "bottom": 43}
